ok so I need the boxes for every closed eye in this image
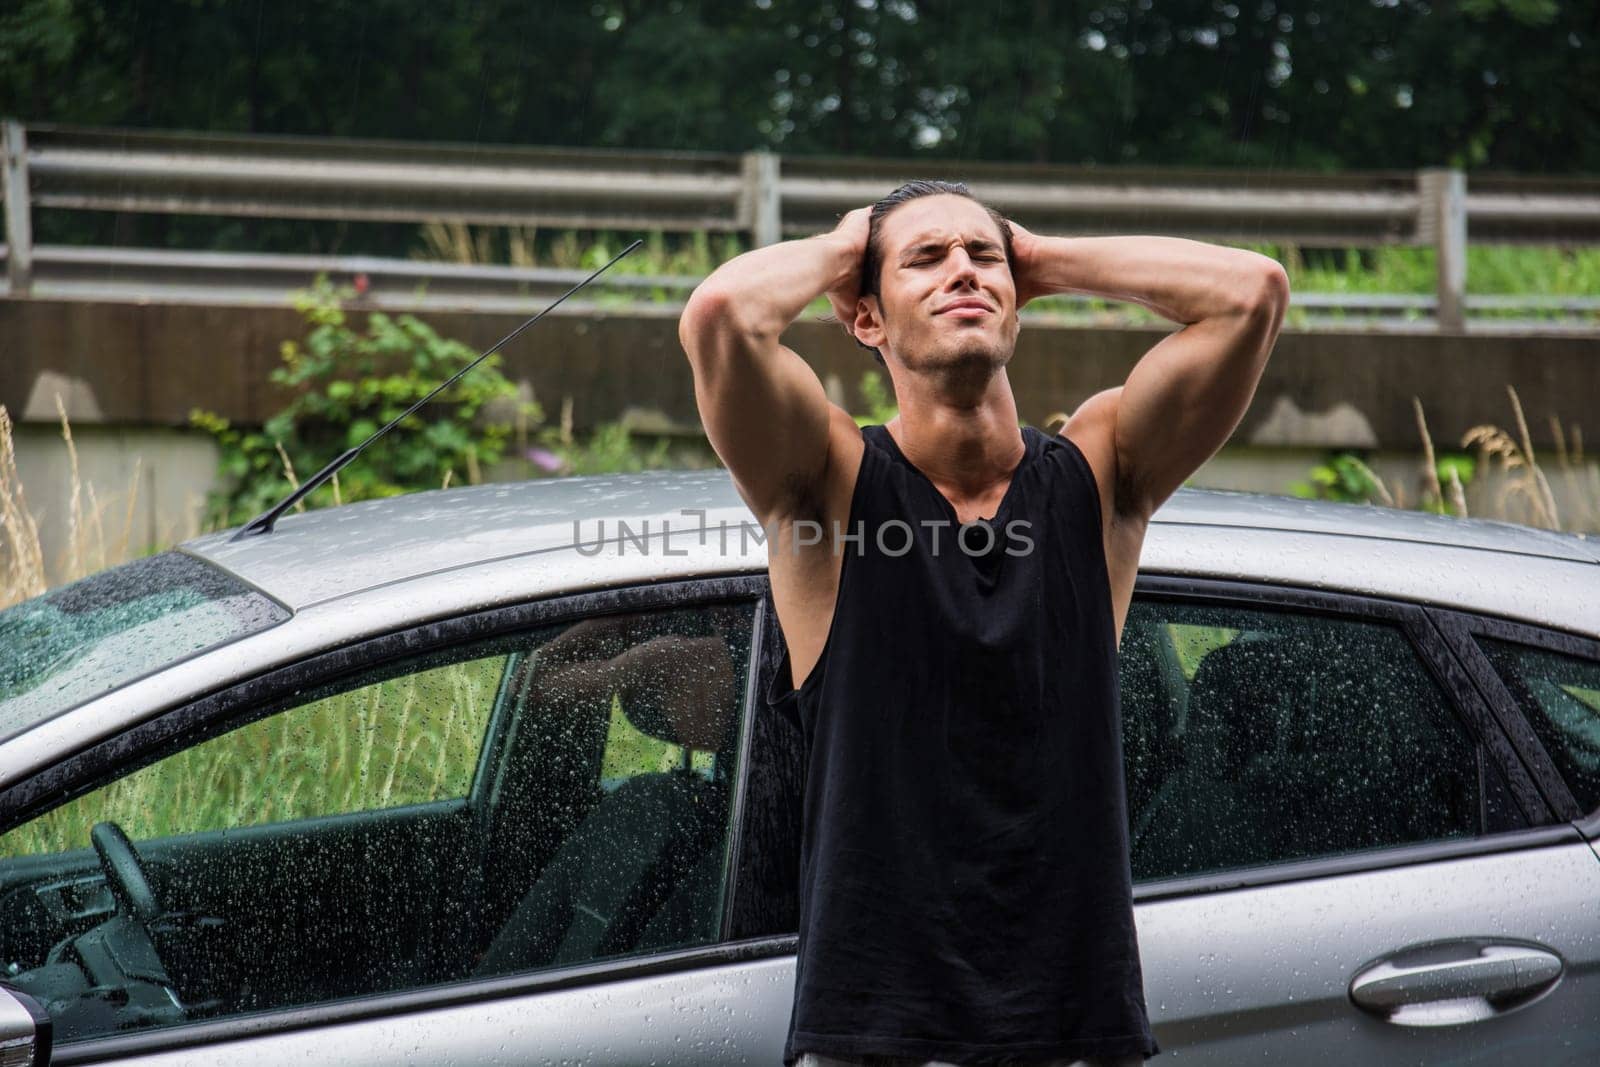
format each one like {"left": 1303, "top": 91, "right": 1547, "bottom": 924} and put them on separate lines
{"left": 904, "top": 245, "right": 1003, "bottom": 267}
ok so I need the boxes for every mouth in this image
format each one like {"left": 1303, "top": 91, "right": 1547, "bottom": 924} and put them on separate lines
{"left": 935, "top": 300, "right": 993, "bottom": 319}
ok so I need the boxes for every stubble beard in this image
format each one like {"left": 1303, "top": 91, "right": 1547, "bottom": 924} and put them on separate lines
{"left": 882, "top": 308, "right": 1015, "bottom": 400}
{"left": 913, "top": 329, "right": 1012, "bottom": 397}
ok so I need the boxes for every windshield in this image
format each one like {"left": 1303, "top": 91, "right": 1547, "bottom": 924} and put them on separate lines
{"left": 0, "top": 551, "right": 290, "bottom": 744}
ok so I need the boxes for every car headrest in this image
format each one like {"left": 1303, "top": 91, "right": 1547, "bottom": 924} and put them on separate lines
{"left": 1184, "top": 634, "right": 1309, "bottom": 780}
{"left": 616, "top": 634, "right": 739, "bottom": 753}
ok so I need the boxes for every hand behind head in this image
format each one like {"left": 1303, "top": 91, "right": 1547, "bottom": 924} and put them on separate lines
{"left": 823, "top": 206, "right": 873, "bottom": 337}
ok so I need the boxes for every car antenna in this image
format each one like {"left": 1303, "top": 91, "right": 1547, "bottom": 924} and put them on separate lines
{"left": 230, "top": 239, "right": 644, "bottom": 541}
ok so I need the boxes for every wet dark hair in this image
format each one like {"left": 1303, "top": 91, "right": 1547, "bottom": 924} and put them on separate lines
{"left": 854, "top": 179, "right": 1016, "bottom": 365}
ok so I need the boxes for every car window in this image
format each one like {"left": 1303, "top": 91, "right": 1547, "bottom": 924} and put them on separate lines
{"left": 1118, "top": 597, "right": 1487, "bottom": 882}
{"left": 0, "top": 654, "right": 506, "bottom": 859}
{"left": 0, "top": 551, "right": 290, "bottom": 745}
{"left": 0, "top": 599, "right": 755, "bottom": 1048}
{"left": 1475, "top": 637, "right": 1600, "bottom": 814}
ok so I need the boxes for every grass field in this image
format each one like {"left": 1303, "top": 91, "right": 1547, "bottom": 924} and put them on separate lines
{"left": 416, "top": 222, "right": 1600, "bottom": 329}
{"left": 0, "top": 655, "right": 504, "bottom": 858}
{"left": 0, "top": 645, "right": 715, "bottom": 860}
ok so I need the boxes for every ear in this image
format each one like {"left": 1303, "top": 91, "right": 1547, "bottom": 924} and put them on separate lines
{"left": 852, "top": 295, "right": 887, "bottom": 350}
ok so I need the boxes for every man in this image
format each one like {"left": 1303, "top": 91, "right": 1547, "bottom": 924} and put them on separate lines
{"left": 679, "top": 180, "right": 1289, "bottom": 1067}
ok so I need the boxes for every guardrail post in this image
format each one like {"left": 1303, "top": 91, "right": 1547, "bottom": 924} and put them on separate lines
{"left": 2, "top": 119, "right": 33, "bottom": 295}
{"left": 740, "top": 150, "right": 781, "bottom": 247}
{"left": 1418, "top": 167, "right": 1466, "bottom": 332}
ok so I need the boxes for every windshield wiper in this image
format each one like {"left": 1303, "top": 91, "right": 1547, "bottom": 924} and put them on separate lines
{"left": 231, "top": 239, "right": 642, "bottom": 541}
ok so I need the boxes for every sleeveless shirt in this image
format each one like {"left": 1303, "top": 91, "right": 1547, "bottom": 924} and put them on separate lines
{"left": 765, "top": 422, "right": 1161, "bottom": 1066}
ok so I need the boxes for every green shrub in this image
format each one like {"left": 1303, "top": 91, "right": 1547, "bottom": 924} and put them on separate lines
{"left": 1290, "top": 450, "right": 1477, "bottom": 511}
{"left": 192, "top": 277, "right": 534, "bottom": 526}
{"left": 192, "top": 278, "right": 697, "bottom": 530}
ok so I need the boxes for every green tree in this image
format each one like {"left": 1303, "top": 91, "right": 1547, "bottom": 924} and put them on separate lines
{"left": 4, "top": 0, "right": 1594, "bottom": 173}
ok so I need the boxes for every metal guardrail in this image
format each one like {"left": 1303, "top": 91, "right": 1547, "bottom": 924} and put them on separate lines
{"left": 3, "top": 120, "right": 1599, "bottom": 332}
{"left": 5, "top": 245, "right": 1598, "bottom": 336}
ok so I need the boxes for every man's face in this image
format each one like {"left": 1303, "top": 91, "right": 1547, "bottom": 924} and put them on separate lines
{"left": 855, "top": 194, "right": 1020, "bottom": 374}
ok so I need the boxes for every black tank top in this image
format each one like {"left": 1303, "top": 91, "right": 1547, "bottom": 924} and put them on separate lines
{"left": 766, "top": 422, "right": 1161, "bottom": 1065}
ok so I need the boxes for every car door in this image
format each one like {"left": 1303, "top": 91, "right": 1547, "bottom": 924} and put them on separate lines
{"left": 0, "top": 577, "right": 766, "bottom": 1065}
{"left": 710, "top": 578, "right": 1600, "bottom": 1066}
{"left": 1115, "top": 576, "right": 1600, "bottom": 1065}
{"left": 1425, "top": 605, "right": 1598, "bottom": 830}
{"left": 1428, "top": 599, "right": 1600, "bottom": 849}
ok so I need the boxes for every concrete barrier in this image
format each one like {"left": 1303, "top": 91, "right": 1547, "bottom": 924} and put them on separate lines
{"left": 4, "top": 296, "right": 1597, "bottom": 584}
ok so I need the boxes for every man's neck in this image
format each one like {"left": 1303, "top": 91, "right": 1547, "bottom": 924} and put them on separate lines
{"left": 884, "top": 368, "right": 1026, "bottom": 500}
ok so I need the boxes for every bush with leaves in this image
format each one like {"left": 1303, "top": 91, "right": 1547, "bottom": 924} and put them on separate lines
{"left": 1289, "top": 450, "right": 1476, "bottom": 512}
{"left": 192, "top": 277, "right": 538, "bottom": 527}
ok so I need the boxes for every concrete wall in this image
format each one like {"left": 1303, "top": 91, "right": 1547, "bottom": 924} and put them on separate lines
{"left": 5, "top": 296, "right": 1597, "bottom": 446}
{"left": 4, "top": 296, "right": 1598, "bottom": 586}
{"left": 9, "top": 423, "right": 215, "bottom": 582}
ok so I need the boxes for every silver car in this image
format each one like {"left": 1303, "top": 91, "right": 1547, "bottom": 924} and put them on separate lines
{"left": 2, "top": 471, "right": 1598, "bottom": 1066}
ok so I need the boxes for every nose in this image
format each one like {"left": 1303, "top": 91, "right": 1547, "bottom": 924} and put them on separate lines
{"left": 945, "top": 246, "right": 980, "bottom": 289}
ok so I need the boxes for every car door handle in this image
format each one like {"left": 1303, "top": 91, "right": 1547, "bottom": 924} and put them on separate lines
{"left": 1349, "top": 937, "right": 1563, "bottom": 1025}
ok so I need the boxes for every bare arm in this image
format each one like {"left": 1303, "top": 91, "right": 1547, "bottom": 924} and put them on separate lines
{"left": 1013, "top": 226, "right": 1290, "bottom": 520}
{"left": 679, "top": 210, "right": 870, "bottom": 525}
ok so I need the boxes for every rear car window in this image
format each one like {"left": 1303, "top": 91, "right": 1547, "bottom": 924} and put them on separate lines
{"left": 0, "top": 551, "right": 290, "bottom": 743}
{"left": 1476, "top": 636, "right": 1600, "bottom": 814}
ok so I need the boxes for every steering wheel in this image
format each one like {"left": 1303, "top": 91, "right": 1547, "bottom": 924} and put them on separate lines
{"left": 91, "top": 821, "right": 162, "bottom": 922}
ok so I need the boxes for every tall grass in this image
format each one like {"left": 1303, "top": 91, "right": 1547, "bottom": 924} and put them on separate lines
{"left": 0, "top": 406, "right": 45, "bottom": 607}
{"left": 1406, "top": 385, "right": 1597, "bottom": 532}
{"left": 0, "top": 399, "right": 161, "bottom": 611}
{"left": 411, "top": 225, "right": 1600, "bottom": 330}
{"left": 413, "top": 224, "right": 1600, "bottom": 299}
{"left": 1279, "top": 243, "right": 1600, "bottom": 304}
{"left": 0, "top": 629, "right": 717, "bottom": 860}
{"left": 416, "top": 222, "right": 744, "bottom": 281}
{"left": 0, "top": 655, "right": 505, "bottom": 858}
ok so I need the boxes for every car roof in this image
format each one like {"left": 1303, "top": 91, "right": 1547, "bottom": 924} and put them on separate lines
{"left": 183, "top": 469, "right": 1600, "bottom": 612}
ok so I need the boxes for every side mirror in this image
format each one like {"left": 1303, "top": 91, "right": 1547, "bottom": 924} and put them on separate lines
{"left": 0, "top": 983, "right": 50, "bottom": 1066}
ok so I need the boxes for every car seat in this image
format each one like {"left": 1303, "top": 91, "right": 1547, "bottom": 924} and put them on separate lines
{"left": 1131, "top": 633, "right": 1308, "bottom": 878}
{"left": 474, "top": 634, "right": 738, "bottom": 976}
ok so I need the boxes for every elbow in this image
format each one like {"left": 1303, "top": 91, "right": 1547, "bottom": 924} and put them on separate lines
{"left": 679, "top": 283, "right": 726, "bottom": 357}
{"left": 679, "top": 282, "right": 776, "bottom": 366}
{"left": 1225, "top": 261, "right": 1289, "bottom": 340}
{"left": 1211, "top": 257, "right": 1288, "bottom": 324}
{"left": 1243, "top": 264, "right": 1290, "bottom": 364}
{"left": 1251, "top": 260, "right": 1291, "bottom": 315}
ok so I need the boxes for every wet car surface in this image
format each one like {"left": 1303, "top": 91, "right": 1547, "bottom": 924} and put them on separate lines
{"left": 2, "top": 470, "right": 1598, "bottom": 1066}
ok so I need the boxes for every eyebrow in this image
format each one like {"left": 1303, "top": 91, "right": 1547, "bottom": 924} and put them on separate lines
{"left": 900, "top": 236, "right": 1003, "bottom": 261}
